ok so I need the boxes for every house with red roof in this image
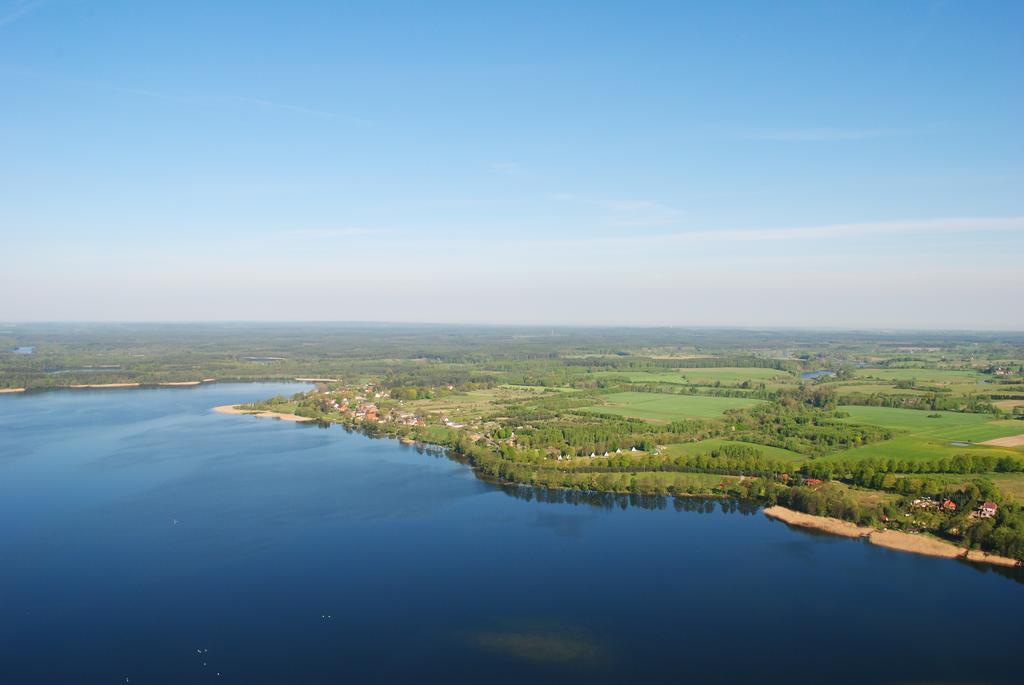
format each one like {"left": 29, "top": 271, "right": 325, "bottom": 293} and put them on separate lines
{"left": 974, "top": 501, "right": 998, "bottom": 519}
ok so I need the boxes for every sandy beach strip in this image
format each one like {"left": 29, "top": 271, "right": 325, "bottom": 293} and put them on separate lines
{"left": 158, "top": 381, "right": 203, "bottom": 386}
{"left": 0, "top": 387, "right": 26, "bottom": 394}
{"left": 764, "top": 505, "right": 1020, "bottom": 567}
{"left": 69, "top": 382, "right": 141, "bottom": 389}
{"left": 294, "top": 377, "right": 338, "bottom": 382}
{"left": 763, "top": 506, "right": 873, "bottom": 538}
{"left": 979, "top": 434, "right": 1024, "bottom": 447}
{"left": 213, "top": 404, "right": 314, "bottom": 422}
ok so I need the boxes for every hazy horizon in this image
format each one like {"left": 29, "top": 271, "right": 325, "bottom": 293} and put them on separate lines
{"left": 2, "top": 1, "right": 1022, "bottom": 328}
{"left": 4, "top": 320, "right": 1024, "bottom": 335}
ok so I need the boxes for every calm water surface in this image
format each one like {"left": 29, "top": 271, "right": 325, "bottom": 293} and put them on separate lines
{"left": 1, "top": 383, "right": 1021, "bottom": 684}
{"left": 800, "top": 370, "right": 836, "bottom": 379}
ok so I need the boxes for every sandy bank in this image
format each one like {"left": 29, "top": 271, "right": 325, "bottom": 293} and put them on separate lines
{"left": 158, "top": 381, "right": 202, "bottom": 386}
{"left": 294, "top": 377, "right": 338, "bottom": 382}
{"left": 763, "top": 506, "right": 873, "bottom": 539}
{"left": 764, "top": 506, "right": 1020, "bottom": 568}
{"left": 870, "top": 530, "right": 1020, "bottom": 566}
{"left": 213, "top": 404, "right": 314, "bottom": 423}
{"left": 0, "top": 387, "right": 26, "bottom": 394}
{"left": 980, "top": 434, "right": 1024, "bottom": 447}
{"left": 69, "top": 383, "right": 141, "bottom": 389}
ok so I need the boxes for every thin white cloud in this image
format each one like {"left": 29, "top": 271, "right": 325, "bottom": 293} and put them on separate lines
{"left": 508, "top": 215, "right": 1024, "bottom": 251}
{"left": 488, "top": 161, "right": 523, "bottom": 176}
{"left": 0, "top": 0, "right": 45, "bottom": 30}
{"left": 725, "top": 126, "right": 907, "bottom": 142}
{"left": 553, "top": 194, "right": 685, "bottom": 228}
{"left": 661, "top": 215, "right": 1024, "bottom": 242}
{"left": 283, "top": 227, "right": 381, "bottom": 239}
{"left": 0, "top": 66, "right": 361, "bottom": 122}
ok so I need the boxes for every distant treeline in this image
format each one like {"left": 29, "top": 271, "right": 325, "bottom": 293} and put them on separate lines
{"left": 563, "top": 356, "right": 798, "bottom": 372}
{"left": 837, "top": 392, "right": 997, "bottom": 414}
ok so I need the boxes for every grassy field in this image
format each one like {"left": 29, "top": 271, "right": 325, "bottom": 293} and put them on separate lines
{"left": 995, "top": 399, "right": 1024, "bottom": 412}
{"left": 661, "top": 438, "right": 805, "bottom": 462}
{"left": 838, "top": 406, "right": 1022, "bottom": 440}
{"left": 830, "top": 383, "right": 929, "bottom": 396}
{"left": 581, "top": 392, "right": 763, "bottom": 422}
{"left": 989, "top": 474, "right": 1024, "bottom": 502}
{"left": 593, "top": 367, "right": 792, "bottom": 386}
{"left": 406, "top": 387, "right": 547, "bottom": 418}
{"left": 828, "top": 436, "right": 1023, "bottom": 462}
{"left": 828, "top": 406, "right": 1024, "bottom": 462}
{"left": 853, "top": 368, "right": 985, "bottom": 383}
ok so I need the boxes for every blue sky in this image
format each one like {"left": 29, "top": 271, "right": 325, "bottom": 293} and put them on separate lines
{"left": 1, "top": 0, "right": 1021, "bottom": 327}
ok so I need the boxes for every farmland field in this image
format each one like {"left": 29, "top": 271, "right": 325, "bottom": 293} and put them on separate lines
{"left": 830, "top": 383, "right": 929, "bottom": 396}
{"left": 838, "top": 406, "right": 1022, "bottom": 440}
{"left": 989, "top": 474, "right": 1024, "bottom": 502}
{"left": 581, "top": 392, "right": 763, "bottom": 422}
{"left": 852, "top": 368, "right": 985, "bottom": 383}
{"left": 593, "top": 367, "right": 792, "bottom": 386}
{"left": 829, "top": 406, "right": 1024, "bottom": 462}
{"left": 825, "top": 435, "right": 1023, "bottom": 462}
{"left": 405, "top": 387, "right": 546, "bottom": 418}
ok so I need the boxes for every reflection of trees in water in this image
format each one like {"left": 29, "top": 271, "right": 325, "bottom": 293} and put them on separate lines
{"left": 329, "top": 427, "right": 1024, "bottom": 584}
{"left": 961, "top": 558, "right": 1024, "bottom": 585}
{"left": 497, "top": 483, "right": 760, "bottom": 516}
{"left": 346, "top": 427, "right": 764, "bottom": 515}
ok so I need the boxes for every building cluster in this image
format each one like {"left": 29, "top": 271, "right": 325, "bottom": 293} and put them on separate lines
{"left": 312, "top": 386, "right": 419, "bottom": 426}
{"left": 911, "top": 497, "right": 999, "bottom": 518}
{"left": 912, "top": 497, "right": 959, "bottom": 512}
{"left": 973, "top": 501, "right": 999, "bottom": 519}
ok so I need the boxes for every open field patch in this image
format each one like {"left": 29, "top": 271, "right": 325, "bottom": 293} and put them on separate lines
{"left": 593, "top": 367, "right": 792, "bottom": 386}
{"left": 981, "top": 434, "right": 1024, "bottom": 447}
{"left": 822, "top": 435, "right": 1023, "bottom": 462}
{"left": 581, "top": 392, "right": 763, "bottom": 422}
{"left": 853, "top": 368, "right": 985, "bottom": 384}
{"left": 989, "top": 474, "right": 1024, "bottom": 502}
{"left": 829, "top": 383, "right": 929, "bottom": 396}
{"left": 838, "top": 406, "right": 1013, "bottom": 437}
{"left": 829, "top": 406, "right": 1024, "bottom": 462}
{"left": 406, "top": 387, "right": 545, "bottom": 417}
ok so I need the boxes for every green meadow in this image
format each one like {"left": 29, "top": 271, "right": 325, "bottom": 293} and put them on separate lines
{"left": 593, "top": 367, "right": 792, "bottom": 386}
{"left": 829, "top": 406, "right": 1024, "bottom": 462}
{"left": 838, "top": 405, "right": 1020, "bottom": 439}
{"left": 581, "top": 392, "right": 763, "bottom": 422}
{"left": 852, "top": 368, "right": 985, "bottom": 383}
{"left": 829, "top": 383, "right": 929, "bottom": 396}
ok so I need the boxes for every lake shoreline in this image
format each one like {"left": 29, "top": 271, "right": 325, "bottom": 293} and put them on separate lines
{"left": 763, "top": 505, "right": 1021, "bottom": 568}
{"left": 211, "top": 401, "right": 1024, "bottom": 571}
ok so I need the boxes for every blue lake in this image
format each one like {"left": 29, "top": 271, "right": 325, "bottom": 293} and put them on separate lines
{"left": 1, "top": 383, "right": 1021, "bottom": 684}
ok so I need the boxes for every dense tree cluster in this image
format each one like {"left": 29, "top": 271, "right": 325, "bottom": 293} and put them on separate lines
{"left": 725, "top": 403, "right": 891, "bottom": 455}
{"left": 837, "top": 392, "right": 997, "bottom": 414}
